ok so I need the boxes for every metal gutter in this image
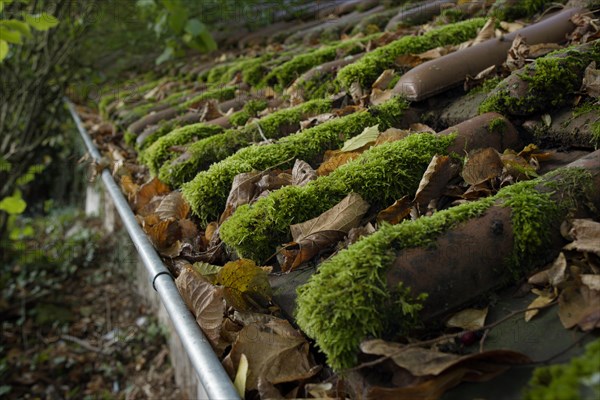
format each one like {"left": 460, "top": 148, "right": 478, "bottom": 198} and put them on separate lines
{"left": 66, "top": 99, "right": 240, "bottom": 400}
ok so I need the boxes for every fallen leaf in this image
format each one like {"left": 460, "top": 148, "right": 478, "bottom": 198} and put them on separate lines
{"left": 223, "top": 318, "right": 319, "bottom": 391}
{"left": 349, "top": 81, "right": 364, "bottom": 104}
{"left": 341, "top": 125, "right": 380, "bottom": 152}
{"left": 461, "top": 182, "right": 492, "bottom": 200}
{"left": 300, "top": 113, "right": 336, "bottom": 129}
{"left": 372, "top": 69, "right": 396, "bottom": 90}
{"left": 345, "top": 222, "right": 376, "bottom": 246}
{"left": 528, "top": 252, "right": 567, "bottom": 287}
{"left": 395, "top": 54, "right": 424, "bottom": 68}
{"left": 409, "top": 123, "right": 436, "bottom": 134}
{"left": 220, "top": 171, "right": 261, "bottom": 223}
{"left": 528, "top": 43, "right": 562, "bottom": 58}
{"left": 506, "top": 34, "right": 529, "bottom": 71}
{"left": 569, "top": 219, "right": 600, "bottom": 241}
{"left": 500, "top": 21, "right": 525, "bottom": 33}
{"left": 541, "top": 114, "right": 552, "bottom": 128}
{"left": 446, "top": 307, "right": 488, "bottom": 331}
{"left": 377, "top": 196, "right": 412, "bottom": 225}
{"left": 563, "top": 238, "right": 600, "bottom": 256}
{"left": 144, "top": 219, "right": 182, "bottom": 257}
{"left": 375, "top": 127, "right": 410, "bottom": 145}
{"left": 317, "top": 150, "right": 362, "bottom": 176}
{"left": 370, "top": 88, "right": 394, "bottom": 106}
{"left": 205, "top": 221, "right": 218, "bottom": 242}
{"left": 583, "top": 62, "right": 600, "bottom": 98}
{"left": 256, "top": 171, "right": 292, "bottom": 193}
{"left": 120, "top": 175, "right": 139, "bottom": 201}
{"left": 558, "top": 283, "right": 600, "bottom": 330}
{"left": 414, "top": 155, "right": 455, "bottom": 209}
{"left": 292, "top": 159, "right": 317, "bottom": 186}
{"left": 501, "top": 149, "right": 538, "bottom": 180}
{"left": 175, "top": 266, "right": 227, "bottom": 355}
{"left": 525, "top": 289, "right": 556, "bottom": 322}
{"left": 462, "top": 148, "right": 503, "bottom": 186}
{"left": 283, "top": 193, "right": 370, "bottom": 271}
{"left": 155, "top": 191, "right": 190, "bottom": 220}
{"left": 305, "top": 382, "right": 335, "bottom": 399}
{"left": 216, "top": 259, "right": 272, "bottom": 311}
{"left": 192, "top": 261, "right": 222, "bottom": 279}
{"left": 581, "top": 274, "right": 600, "bottom": 291}
{"left": 472, "top": 18, "right": 496, "bottom": 46}
{"left": 233, "top": 353, "right": 248, "bottom": 397}
{"left": 134, "top": 177, "right": 170, "bottom": 212}
{"left": 200, "top": 99, "right": 224, "bottom": 121}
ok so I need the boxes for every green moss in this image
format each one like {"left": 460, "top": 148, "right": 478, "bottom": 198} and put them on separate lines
{"left": 122, "top": 88, "right": 193, "bottom": 123}
{"left": 487, "top": 117, "right": 507, "bottom": 134}
{"left": 124, "top": 131, "right": 136, "bottom": 145}
{"left": 182, "top": 97, "right": 410, "bottom": 224}
{"left": 140, "top": 123, "right": 224, "bottom": 175}
{"left": 206, "top": 54, "right": 274, "bottom": 85}
{"left": 593, "top": 120, "right": 600, "bottom": 149}
{"left": 295, "top": 167, "right": 594, "bottom": 371}
{"left": 262, "top": 34, "right": 380, "bottom": 89}
{"left": 179, "top": 86, "right": 236, "bottom": 109}
{"left": 159, "top": 99, "right": 333, "bottom": 187}
{"left": 229, "top": 99, "right": 269, "bottom": 127}
{"left": 220, "top": 133, "right": 457, "bottom": 262}
{"left": 351, "top": 8, "right": 402, "bottom": 35}
{"left": 296, "top": 75, "right": 343, "bottom": 100}
{"left": 524, "top": 338, "right": 600, "bottom": 400}
{"left": 438, "top": 8, "right": 466, "bottom": 23}
{"left": 489, "top": 0, "right": 566, "bottom": 22}
{"left": 480, "top": 43, "right": 600, "bottom": 115}
{"left": 470, "top": 76, "right": 502, "bottom": 95}
{"left": 337, "top": 18, "right": 486, "bottom": 89}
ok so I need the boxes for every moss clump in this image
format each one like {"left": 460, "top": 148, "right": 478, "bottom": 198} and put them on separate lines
{"left": 489, "top": 0, "right": 566, "bottom": 22}
{"left": 487, "top": 117, "right": 507, "bottom": 134}
{"left": 140, "top": 123, "right": 224, "bottom": 175}
{"left": 159, "top": 99, "right": 333, "bottom": 187}
{"left": 295, "top": 167, "right": 594, "bottom": 371}
{"left": 229, "top": 99, "right": 269, "bottom": 127}
{"left": 182, "top": 96, "right": 410, "bottom": 224}
{"left": 480, "top": 44, "right": 600, "bottom": 116}
{"left": 219, "top": 133, "right": 457, "bottom": 262}
{"left": 205, "top": 54, "right": 274, "bottom": 85}
{"left": 262, "top": 34, "right": 380, "bottom": 89}
{"left": 337, "top": 18, "right": 486, "bottom": 89}
{"left": 179, "top": 86, "right": 236, "bottom": 109}
{"left": 592, "top": 120, "right": 600, "bottom": 149}
{"left": 524, "top": 338, "right": 600, "bottom": 400}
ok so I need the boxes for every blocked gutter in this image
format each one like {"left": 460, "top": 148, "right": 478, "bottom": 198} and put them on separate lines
{"left": 66, "top": 99, "right": 240, "bottom": 400}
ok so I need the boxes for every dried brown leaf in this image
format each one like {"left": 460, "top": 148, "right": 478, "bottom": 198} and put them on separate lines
{"left": 501, "top": 149, "right": 538, "bottom": 180}
{"left": 528, "top": 252, "right": 567, "bottom": 287}
{"left": 581, "top": 274, "right": 600, "bottom": 291}
{"left": 256, "top": 171, "right": 292, "bottom": 193}
{"left": 395, "top": 54, "right": 424, "bottom": 68}
{"left": 525, "top": 289, "right": 556, "bottom": 322}
{"left": 472, "top": 18, "right": 496, "bottom": 46}
{"left": 415, "top": 155, "right": 454, "bottom": 209}
{"left": 372, "top": 69, "right": 396, "bottom": 90}
{"left": 155, "top": 191, "right": 190, "bottom": 220}
{"left": 220, "top": 171, "right": 261, "bottom": 223}
{"left": 462, "top": 148, "right": 503, "bottom": 186}
{"left": 583, "top": 61, "right": 600, "bottom": 98}
{"left": 558, "top": 283, "right": 600, "bottom": 330}
{"left": 375, "top": 128, "right": 410, "bottom": 145}
{"left": 223, "top": 318, "right": 319, "bottom": 391}
{"left": 134, "top": 177, "right": 170, "bottom": 212}
{"left": 446, "top": 307, "right": 488, "bottom": 330}
{"left": 377, "top": 196, "right": 412, "bottom": 226}
{"left": 506, "top": 34, "right": 529, "bottom": 71}
{"left": 528, "top": 43, "right": 562, "bottom": 58}
{"left": 317, "top": 150, "right": 361, "bottom": 176}
{"left": 292, "top": 159, "right": 317, "bottom": 187}
{"left": 370, "top": 88, "right": 394, "bottom": 106}
{"left": 200, "top": 99, "right": 224, "bottom": 121}
{"left": 175, "top": 267, "right": 227, "bottom": 355}
{"left": 120, "top": 175, "right": 139, "bottom": 201}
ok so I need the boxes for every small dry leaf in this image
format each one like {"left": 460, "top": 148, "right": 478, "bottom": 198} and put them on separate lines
{"left": 200, "top": 99, "right": 224, "bottom": 121}
{"left": 569, "top": 219, "right": 600, "bottom": 241}
{"left": 409, "top": 123, "right": 436, "bottom": 134}
{"left": 144, "top": 219, "right": 181, "bottom": 255}
{"left": 583, "top": 61, "right": 600, "bottom": 98}
{"left": 558, "top": 283, "right": 600, "bottom": 330}
{"left": 317, "top": 150, "right": 362, "bottom": 176}
{"left": 155, "top": 191, "right": 190, "bottom": 220}
{"left": 472, "top": 18, "right": 496, "bottom": 46}
{"left": 415, "top": 155, "right": 454, "bottom": 209}
{"left": 292, "top": 159, "right": 317, "bottom": 187}
{"left": 375, "top": 128, "right": 410, "bottom": 145}
{"left": 506, "top": 34, "right": 529, "bottom": 71}
{"left": 283, "top": 193, "right": 370, "bottom": 271}
{"left": 346, "top": 222, "right": 376, "bottom": 246}
{"left": 446, "top": 307, "right": 488, "bottom": 331}
{"left": 501, "top": 149, "right": 538, "bottom": 180}
{"left": 462, "top": 148, "right": 503, "bottom": 186}
{"left": 120, "top": 175, "right": 139, "bottom": 200}
{"left": 525, "top": 289, "right": 556, "bottom": 322}
{"left": 500, "top": 21, "right": 525, "bottom": 33}
{"left": 395, "top": 54, "right": 424, "bottom": 68}
{"left": 370, "top": 88, "right": 394, "bottom": 106}
{"left": 216, "top": 259, "right": 272, "bottom": 311}
{"left": 205, "top": 221, "right": 218, "bottom": 242}
{"left": 581, "top": 274, "right": 600, "bottom": 291}
{"left": 175, "top": 267, "right": 227, "bottom": 355}
{"left": 300, "top": 113, "right": 336, "bottom": 130}
{"left": 541, "top": 114, "right": 552, "bottom": 128}
{"left": 349, "top": 81, "right": 364, "bottom": 104}
{"left": 223, "top": 318, "right": 319, "bottom": 391}
{"left": 377, "top": 196, "right": 412, "bottom": 225}
{"left": 134, "top": 177, "right": 170, "bottom": 212}
{"left": 220, "top": 171, "right": 261, "bottom": 223}
{"left": 528, "top": 43, "right": 562, "bottom": 58}
{"left": 528, "top": 252, "right": 567, "bottom": 287}
{"left": 372, "top": 69, "right": 396, "bottom": 90}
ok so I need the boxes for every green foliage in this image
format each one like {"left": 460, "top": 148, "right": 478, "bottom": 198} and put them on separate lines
{"left": 220, "top": 133, "right": 456, "bottom": 262}
{"left": 182, "top": 97, "right": 410, "bottom": 224}
{"left": 160, "top": 99, "right": 333, "bottom": 187}
{"left": 480, "top": 43, "right": 600, "bottom": 115}
{"left": 524, "top": 338, "right": 600, "bottom": 400}
{"left": 229, "top": 99, "right": 269, "bottom": 127}
{"left": 337, "top": 18, "right": 486, "bottom": 88}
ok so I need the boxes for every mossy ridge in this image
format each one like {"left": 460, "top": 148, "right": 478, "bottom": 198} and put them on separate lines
{"left": 179, "top": 85, "right": 237, "bottom": 109}
{"left": 98, "top": 77, "right": 166, "bottom": 118}
{"left": 524, "top": 338, "right": 600, "bottom": 400}
{"left": 337, "top": 18, "right": 486, "bottom": 89}
{"left": 204, "top": 54, "right": 274, "bottom": 85}
{"left": 122, "top": 88, "right": 194, "bottom": 123}
{"left": 295, "top": 167, "right": 594, "bottom": 371}
{"left": 479, "top": 43, "right": 600, "bottom": 116}
{"left": 182, "top": 97, "right": 410, "bottom": 225}
{"left": 160, "top": 98, "right": 333, "bottom": 187}
{"left": 140, "top": 123, "right": 224, "bottom": 175}
{"left": 219, "top": 133, "right": 456, "bottom": 262}
{"left": 262, "top": 33, "right": 381, "bottom": 89}
{"left": 489, "top": 0, "right": 566, "bottom": 22}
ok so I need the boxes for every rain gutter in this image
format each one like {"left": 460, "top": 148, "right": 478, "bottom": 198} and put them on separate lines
{"left": 65, "top": 99, "right": 240, "bottom": 400}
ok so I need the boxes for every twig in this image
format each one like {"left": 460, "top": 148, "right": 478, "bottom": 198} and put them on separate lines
{"left": 255, "top": 121, "right": 269, "bottom": 142}
{"left": 351, "top": 300, "right": 558, "bottom": 371}
{"left": 60, "top": 334, "right": 111, "bottom": 355}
